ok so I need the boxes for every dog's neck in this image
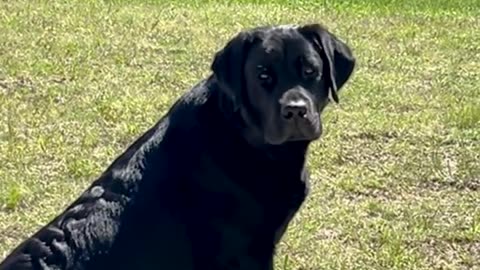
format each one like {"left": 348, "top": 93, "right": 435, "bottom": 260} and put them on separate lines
{"left": 206, "top": 76, "right": 311, "bottom": 165}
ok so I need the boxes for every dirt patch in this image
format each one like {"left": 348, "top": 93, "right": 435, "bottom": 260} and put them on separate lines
{"left": 340, "top": 130, "right": 400, "bottom": 143}
{"left": 419, "top": 177, "right": 480, "bottom": 192}
{"left": 345, "top": 187, "right": 397, "bottom": 202}
{"left": 419, "top": 238, "right": 480, "bottom": 269}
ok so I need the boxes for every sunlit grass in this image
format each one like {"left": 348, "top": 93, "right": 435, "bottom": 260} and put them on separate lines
{"left": 0, "top": 0, "right": 479, "bottom": 268}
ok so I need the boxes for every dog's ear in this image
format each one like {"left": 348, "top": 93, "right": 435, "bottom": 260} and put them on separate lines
{"left": 298, "top": 23, "right": 356, "bottom": 103}
{"left": 211, "top": 31, "right": 257, "bottom": 111}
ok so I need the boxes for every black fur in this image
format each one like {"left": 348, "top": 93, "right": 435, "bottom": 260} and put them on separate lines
{"left": 0, "top": 23, "right": 355, "bottom": 270}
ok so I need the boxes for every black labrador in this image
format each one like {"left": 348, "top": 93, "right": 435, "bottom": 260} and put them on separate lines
{"left": 0, "top": 23, "right": 355, "bottom": 270}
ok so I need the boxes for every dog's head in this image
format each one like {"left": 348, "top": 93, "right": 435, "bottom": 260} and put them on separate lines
{"left": 211, "top": 24, "right": 356, "bottom": 146}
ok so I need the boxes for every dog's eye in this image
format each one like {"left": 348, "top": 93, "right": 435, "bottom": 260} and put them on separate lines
{"left": 303, "top": 66, "right": 318, "bottom": 78}
{"left": 258, "top": 70, "right": 275, "bottom": 86}
{"left": 258, "top": 72, "right": 271, "bottom": 81}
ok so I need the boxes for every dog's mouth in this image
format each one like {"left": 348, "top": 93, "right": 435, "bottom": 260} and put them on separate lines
{"left": 274, "top": 88, "right": 323, "bottom": 143}
{"left": 264, "top": 112, "right": 321, "bottom": 145}
{"left": 287, "top": 113, "right": 321, "bottom": 141}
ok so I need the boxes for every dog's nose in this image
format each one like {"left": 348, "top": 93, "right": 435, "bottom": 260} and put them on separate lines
{"left": 281, "top": 100, "right": 308, "bottom": 120}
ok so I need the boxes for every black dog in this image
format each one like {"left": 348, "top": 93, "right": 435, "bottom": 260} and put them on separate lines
{"left": 0, "top": 23, "right": 355, "bottom": 270}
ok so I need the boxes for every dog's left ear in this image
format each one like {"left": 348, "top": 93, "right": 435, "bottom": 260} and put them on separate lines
{"left": 298, "top": 23, "right": 356, "bottom": 103}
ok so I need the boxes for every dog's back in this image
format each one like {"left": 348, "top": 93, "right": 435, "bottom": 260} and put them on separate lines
{"left": 0, "top": 80, "right": 213, "bottom": 270}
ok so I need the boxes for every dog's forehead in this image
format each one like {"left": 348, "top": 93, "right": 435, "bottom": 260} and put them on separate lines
{"left": 252, "top": 25, "right": 315, "bottom": 59}
{"left": 262, "top": 24, "right": 300, "bottom": 39}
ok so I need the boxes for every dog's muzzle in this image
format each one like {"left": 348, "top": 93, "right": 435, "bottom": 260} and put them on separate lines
{"left": 279, "top": 88, "right": 320, "bottom": 141}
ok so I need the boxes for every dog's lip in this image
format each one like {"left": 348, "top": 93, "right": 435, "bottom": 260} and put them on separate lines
{"left": 290, "top": 113, "right": 321, "bottom": 139}
{"left": 285, "top": 131, "right": 321, "bottom": 142}
{"left": 264, "top": 112, "right": 320, "bottom": 145}
{"left": 294, "top": 112, "right": 319, "bottom": 126}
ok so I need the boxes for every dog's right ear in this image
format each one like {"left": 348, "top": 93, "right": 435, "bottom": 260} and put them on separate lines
{"left": 211, "top": 31, "right": 257, "bottom": 111}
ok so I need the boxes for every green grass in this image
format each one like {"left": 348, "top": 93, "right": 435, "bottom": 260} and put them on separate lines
{"left": 1, "top": 0, "right": 479, "bottom": 269}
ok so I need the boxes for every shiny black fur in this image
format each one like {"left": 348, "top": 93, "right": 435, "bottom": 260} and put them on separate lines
{"left": 0, "top": 23, "right": 355, "bottom": 270}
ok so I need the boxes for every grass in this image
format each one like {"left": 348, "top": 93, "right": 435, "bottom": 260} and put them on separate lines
{"left": 0, "top": 0, "right": 479, "bottom": 269}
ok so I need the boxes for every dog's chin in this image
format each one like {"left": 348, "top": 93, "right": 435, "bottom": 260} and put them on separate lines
{"left": 290, "top": 131, "right": 321, "bottom": 142}
{"left": 264, "top": 122, "right": 322, "bottom": 146}
{"left": 264, "top": 133, "right": 320, "bottom": 146}
{"left": 264, "top": 134, "right": 289, "bottom": 146}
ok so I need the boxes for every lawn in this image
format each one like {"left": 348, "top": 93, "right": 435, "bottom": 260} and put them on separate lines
{"left": 0, "top": 0, "right": 479, "bottom": 269}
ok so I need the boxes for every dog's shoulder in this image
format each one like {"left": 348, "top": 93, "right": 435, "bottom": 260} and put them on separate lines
{"left": 0, "top": 79, "right": 217, "bottom": 270}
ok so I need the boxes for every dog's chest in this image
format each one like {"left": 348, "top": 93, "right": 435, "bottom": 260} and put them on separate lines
{"left": 183, "top": 153, "right": 308, "bottom": 268}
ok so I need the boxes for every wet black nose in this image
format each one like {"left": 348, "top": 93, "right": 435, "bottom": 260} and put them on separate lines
{"left": 281, "top": 102, "right": 308, "bottom": 120}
